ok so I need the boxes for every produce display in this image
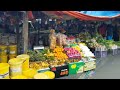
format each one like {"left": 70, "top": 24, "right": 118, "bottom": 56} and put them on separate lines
{"left": 79, "top": 43, "right": 95, "bottom": 57}
{"left": 114, "top": 41, "right": 120, "bottom": 47}
{"left": 0, "top": 42, "right": 97, "bottom": 79}
{"left": 0, "top": 31, "right": 99, "bottom": 79}
{"left": 78, "top": 32, "right": 120, "bottom": 55}
{"left": 64, "top": 47, "right": 81, "bottom": 59}
{"left": 53, "top": 46, "right": 68, "bottom": 60}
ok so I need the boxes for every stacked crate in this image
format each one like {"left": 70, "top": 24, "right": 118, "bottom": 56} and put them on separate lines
{"left": 95, "top": 47, "right": 107, "bottom": 58}
{"left": 82, "top": 57, "right": 96, "bottom": 72}
{"left": 117, "top": 46, "right": 120, "bottom": 54}
{"left": 110, "top": 45, "right": 118, "bottom": 55}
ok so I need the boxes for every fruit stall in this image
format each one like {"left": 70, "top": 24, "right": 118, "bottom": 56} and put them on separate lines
{"left": 0, "top": 44, "right": 96, "bottom": 79}
{"left": 0, "top": 29, "right": 97, "bottom": 79}
{"left": 1, "top": 11, "right": 120, "bottom": 79}
{"left": 1, "top": 28, "right": 120, "bottom": 79}
{"left": 0, "top": 12, "right": 96, "bottom": 79}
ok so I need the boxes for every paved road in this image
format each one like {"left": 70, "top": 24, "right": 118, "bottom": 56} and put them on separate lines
{"left": 93, "top": 54, "right": 120, "bottom": 79}
{"left": 59, "top": 54, "right": 120, "bottom": 79}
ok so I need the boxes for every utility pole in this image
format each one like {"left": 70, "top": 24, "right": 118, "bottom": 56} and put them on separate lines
{"left": 23, "top": 11, "right": 28, "bottom": 53}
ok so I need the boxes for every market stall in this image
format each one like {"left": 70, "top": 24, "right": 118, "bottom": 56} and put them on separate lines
{"left": 1, "top": 11, "right": 120, "bottom": 79}
{"left": 0, "top": 27, "right": 97, "bottom": 79}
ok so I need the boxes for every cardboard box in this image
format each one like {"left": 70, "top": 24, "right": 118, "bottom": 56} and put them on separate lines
{"left": 50, "top": 64, "right": 69, "bottom": 78}
{"left": 84, "top": 61, "right": 96, "bottom": 71}
{"left": 83, "top": 58, "right": 96, "bottom": 71}
{"left": 69, "top": 61, "right": 85, "bottom": 75}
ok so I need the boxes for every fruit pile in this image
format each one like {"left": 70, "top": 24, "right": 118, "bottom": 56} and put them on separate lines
{"left": 53, "top": 46, "right": 68, "bottom": 60}
{"left": 29, "top": 61, "right": 49, "bottom": 70}
{"left": 34, "top": 71, "right": 55, "bottom": 79}
{"left": 28, "top": 47, "right": 68, "bottom": 70}
{"left": 65, "top": 59, "right": 80, "bottom": 63}
{"left": 70, "top": 44, "right": 81, "bottom": 52}
{"left": 64, "top": 47, "right": 81, "bottom": 59}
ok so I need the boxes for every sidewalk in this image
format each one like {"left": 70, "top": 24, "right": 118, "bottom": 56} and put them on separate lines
{"left": 59, "top": 54, "right": 120, "bottom": 79}
{"left": 93, "top": 54, "right": 120, "bottom": 79}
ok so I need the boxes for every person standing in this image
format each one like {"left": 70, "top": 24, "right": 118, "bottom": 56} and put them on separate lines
{"left": 113, "top": 24, "right": 119, "bottom": 41}
{"left": 98, "top": 22, "right": 107, "bottom": 38}
{"left": 106, "top": 24, "right": 113, "bottom": 40}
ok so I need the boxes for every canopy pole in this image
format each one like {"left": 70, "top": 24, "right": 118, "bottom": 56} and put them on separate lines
{"left": 23, "top": 11, "right": 28, "bottom": 53}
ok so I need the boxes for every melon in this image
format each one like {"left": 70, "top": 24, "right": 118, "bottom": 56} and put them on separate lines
{"left": 44, "top": 71, "right": 55, "bottom": 79}
{"left": 34, "top": 73, "right": 49, "bottom": 79}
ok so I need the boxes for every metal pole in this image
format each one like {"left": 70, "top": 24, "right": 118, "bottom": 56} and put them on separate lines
{"left": 23, "top": 11, "right": 28, "bottom": 53}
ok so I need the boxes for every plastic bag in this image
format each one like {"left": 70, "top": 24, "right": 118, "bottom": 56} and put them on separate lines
{"left": 62, "top": 34, "right": 67, "bottom": 46}
{"left": 56, "top": 33, "right": 67, "bottom": 46}
{"left": 49, "top": 30, "right": 56, "bottom": 49}
{"left": 56, "top": 33, "right": 62, "bottom": 47}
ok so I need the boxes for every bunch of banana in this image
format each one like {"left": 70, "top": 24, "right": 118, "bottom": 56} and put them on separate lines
{"left": 29, "top": 63, "right": 42, "bottom": 70}
{"left": 46, "top": 53, "right": 54, "bottom": 57}
{"left": 41, "top": 61, "right": 49, "bottom": 67}
{"left": 49, "top": 60, "right": 58, "bottom": 67}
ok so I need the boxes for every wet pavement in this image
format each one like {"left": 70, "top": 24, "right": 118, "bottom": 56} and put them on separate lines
{"left": 59, "top": 54, "right": 120, "bottom": 79}
{"left": 93, "top": 54, "right": 120, "bottom": 79}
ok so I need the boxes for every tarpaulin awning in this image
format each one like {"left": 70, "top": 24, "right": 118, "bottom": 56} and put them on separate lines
{"left": 62, "top": 11, "right": 120, "bottom": 21}
{"left": 80, "top": 11, "right": 120, "bottom": 17}
{"left": 28, "top": 11, "right": 120, "bottom": 21}
{"left": 41, "top": 11, "right": 75, "bottom": 20}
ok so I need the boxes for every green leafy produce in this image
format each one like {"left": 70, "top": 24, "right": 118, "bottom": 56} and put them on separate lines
{"left": 27, "top": 50, "right": 47, "bottom": 62}
{"left": 114, "top": 41, "right": 120, "bottom": 46}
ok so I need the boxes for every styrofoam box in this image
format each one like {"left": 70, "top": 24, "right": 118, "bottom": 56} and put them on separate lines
{"left": 84, "top": 60, "right": 96, "bottom": 72}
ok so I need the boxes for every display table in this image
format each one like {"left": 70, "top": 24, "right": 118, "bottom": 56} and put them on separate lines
{"left": 58, "top": 58, "right": 101, "bottom": 79}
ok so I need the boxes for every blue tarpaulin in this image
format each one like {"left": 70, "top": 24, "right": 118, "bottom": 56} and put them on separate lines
{"left": 80, "top": 11, "right": 120, "bottom": 17}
